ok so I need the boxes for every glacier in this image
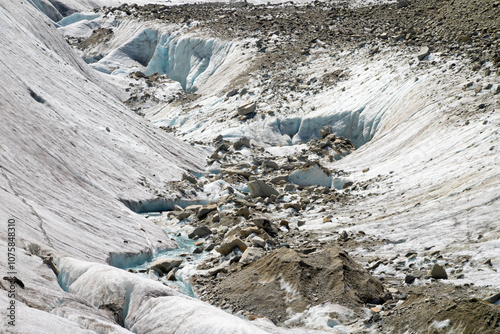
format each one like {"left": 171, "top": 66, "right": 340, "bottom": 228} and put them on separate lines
{"left": 1, "top": 0, "right": 499, "bottom": 332}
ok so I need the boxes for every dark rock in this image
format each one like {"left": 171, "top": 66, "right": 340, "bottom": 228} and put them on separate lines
{"left": 188, "top": 226, "right": 212, "bottom": 239}
{"left": 405, "top": 274, "right": 416, "bottom": 284}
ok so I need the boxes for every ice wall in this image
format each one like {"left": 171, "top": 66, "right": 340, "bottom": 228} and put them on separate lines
{"left": 27, "top": 0, "right": 63, "bottom": 21}
{"left": 145, "top": 33, "right": 233, "bottom": 92}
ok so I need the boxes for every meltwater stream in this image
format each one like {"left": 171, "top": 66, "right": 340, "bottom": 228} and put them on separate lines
{"left": 127, "top": 213, "right": 206, "bottom": 298}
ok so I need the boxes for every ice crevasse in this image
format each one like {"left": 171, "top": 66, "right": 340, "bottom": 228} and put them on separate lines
{"left": 93, "top": 25, "right": 234, "bottom": 93}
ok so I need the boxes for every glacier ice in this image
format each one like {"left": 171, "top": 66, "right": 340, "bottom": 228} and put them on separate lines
{"left": 57, "top": 12, "right": 100, "bottom": 27}
{"left": 145, "top": 34, "right": 233, "bottom": 92}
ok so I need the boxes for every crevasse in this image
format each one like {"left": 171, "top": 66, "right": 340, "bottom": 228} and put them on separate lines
{"left": 144, "top": 33, "right": 233, "bottom": 92}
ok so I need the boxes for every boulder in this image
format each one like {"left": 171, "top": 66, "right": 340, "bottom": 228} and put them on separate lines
{"left": 185, "top": 204, "right": 203, "bottom": 213}
{"left": 248, "top": 179, "right": 279, "bottom": 198}
{"left": 233, "top": 137, "right": 251, "bottom": 150}
{"left": 165, "top": 269, "right": 177, "bottom": 281}
{"left": 176, "top": 211, "right": 192, "bottom": 220}
{"left": 428, "top": 263, "right": 448, "bottom": 279}
{"left": 216, "top": 237, "right": 248, "bottom": 256}
{"left": 237, "top": 101, "right": 256, "bottom": 115}
{"left": 188, "top": 226, "right": 212, "bottom": 239}
{"left": 222, "top": 168, "right": 252, "bottom": 178}
{"left": 150, "top": 258, "right": 183, "bottom": 276}
{"left": 261, "top": 160, "right": 279, "bottom": 169}
{"left": 250, "top": 236, "right": 266, "bottom": 248}
{"left": 240, "top": 247, "right": 265, "bottom": 264}
{"left": 226, "top": 89, "right": 239, "bottom": 98}
{"left": 417, "top": 46, "right": 430, "bottom": 61}
{"left": 196, "top": 204, "right": 218, "bottom": 219}
{"left": 397, "top": 0, "right": 410, "bottom": 8}
{"left": 270, "top": 175, "right": 289, "bottom": 184}
{"left": 182, "top": 173, "right": 197, "bottom": 184}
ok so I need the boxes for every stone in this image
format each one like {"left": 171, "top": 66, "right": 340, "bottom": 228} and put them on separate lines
{"left": 397, "top": 0, "right": 409, "bottom": 8}
{"left": 237, "top": 101, "right": 256, "bottom": 115}
{"left": 417, "top": 46, "right": 430, "bottom": 61}
{"left": 222, "top": 168, "right": 252, "bottom": 178}
{"left": 253, "top": 218, "right": 278, "bottom": 236}
{"left": 182, "top": 173, "right": 197, "bottom": 184}
{"left": 150, "top": 258, "right": 183, "bottom": 276}
{"left": 205, "top": 243, "right": 217, "bottom": 252}
{"left": 233, "top": 137, "right": 251, "bottom": 150}
{"left": 226, "top": 89, "right": 239, "bottom": 98}
{"left": 188, "top": 226, "right": 212, "bottom": 239}
{"left": 428, "top": 263, "right": 448, "bottom": 279}
{"left": 196, "top": 204, "right": 218, "bottom": 219}
{"left": 239, "top": 226, "right": 264, "bottom": 239}
{"left": 248, "top": 179, "right": 279, "bottom": 198}
{"left": 270, "top": 175, "right": 289, "bottom": 184}
{"left": 284, "top": 202, "right": 301, "bottom": 211}
{"left": 185, "top": 204, "right": 203, "bottom": 213}
{"left": 320, "top": 125, "right": 333, "bottom": 138}
{"left": 342, "top": 181, "right": 354, "bottom": 189}
{"left": 284, "top": 184, "right": 295, "bottom": 191}
{"left": 165, "top": 269, "right": 177, "bottom": 281}
{"left": 176, "top": 211, "right": 192, "bottom": 220}
{"left": 193, "top": 246, "right": 204, "bottom": 254}
{"left": 405, "top": 274, "right": 416, "bottom": 284}
{"left": 339, "top": 230, "right": 348, "bottom": 240}
{"left": 261, "top": 160, "right": 279, "bottom": 169}
{"left": 240, "top": 247, "right": 265, "bottom": 264}
{"left": 236, "top": 206, "right": 250, "bottom": 218}
{"left": 484, "top": 293, "right": 500, "bottom": 304}
{"left": 233, "top": 197, "right": 255, "bottom": 207}
{"left": 250, "top": 236, "right": 266, "bottom": 248}
{"left": 216, "top": 237, "right": 248, "bottom": 256}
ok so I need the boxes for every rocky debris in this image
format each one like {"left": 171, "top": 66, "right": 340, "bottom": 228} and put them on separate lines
{"left": 239, "top": 247, "right": 265, "bottom": 264}
{"left": 176, "top": 211, "right": 192, "bottom": 220}
{"left": 221, "top": 168, "right": 252, "bottom": 178}
{"left": 150, "top": 258, "right": 183, "bottom": 276}
{"left": 199, "top": 247, "right": 385, "bottom": 324}
{"left": 237, "top": 101, "right": 256, "bottom": 115}
{"left": 428, "top": 263, "right": 448, "bottom": 279}
{"left": 233, "top": 137, "right": 250, "bottom": 150}
{"left": 384, "top": 285, "right": 500, "bottom": 334}
{"left": 247, "top": 179, "right": 279, "bottom": 198}
{"left": 196, "top": 204, "right": 218, "bottom": 219}
{"left": 250, "top": 236, "right": 266, "bottom": 248}
{"left": 58, "top": 2, "right": 500, "bottom": 331}
{"left": 320, "top": 125, "right": 333, "bottom": 138}
{"left": 188, "top": 226, "right": 212, "bottom": 239}
{"left": 182, "top": 173, "right": 197, "bottom": 184}
{"left": 215, "top": 237, "right": 248, "bottom": 256}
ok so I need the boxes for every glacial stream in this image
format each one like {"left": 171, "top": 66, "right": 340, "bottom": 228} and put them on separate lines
{"left": 127, "top": 213, "right": 206, "bottom": 298}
